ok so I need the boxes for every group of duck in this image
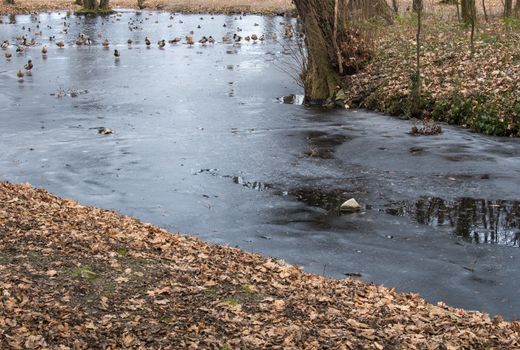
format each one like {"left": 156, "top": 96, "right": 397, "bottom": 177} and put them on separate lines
{"left": 2, "top": 11, "right": 297, "bottom": 81}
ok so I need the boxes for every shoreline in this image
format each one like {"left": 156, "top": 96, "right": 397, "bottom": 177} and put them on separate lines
{"left": 0, "top": 180, "right": 518, "bottom": 348}
{"left": 0, "top": 1, "right": 295, "bottom": 16}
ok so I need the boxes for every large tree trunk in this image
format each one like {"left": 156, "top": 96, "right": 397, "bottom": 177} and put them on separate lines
{"left": 293, "top": 0, "right": 371, "bottom": 103}
{"left": 83, "top": 0, "right": 98, "bottom": 10}
{"left": 99, "top": 0, "right": 109, "bottom": 9}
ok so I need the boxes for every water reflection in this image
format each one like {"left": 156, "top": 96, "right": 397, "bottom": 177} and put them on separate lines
{"left": 385, "top": 197, "right": 520, "bottom": 247}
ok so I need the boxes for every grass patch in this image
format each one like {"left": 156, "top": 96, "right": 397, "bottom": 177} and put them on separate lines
{"left": 72, "top": 266, "right": 98, "bottom": 280}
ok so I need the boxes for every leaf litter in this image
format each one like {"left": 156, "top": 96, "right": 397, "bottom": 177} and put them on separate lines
{"left": 0, "top": 180, "right": 518, "bottom": 349}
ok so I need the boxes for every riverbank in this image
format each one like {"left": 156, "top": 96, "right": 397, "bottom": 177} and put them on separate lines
{"left": 0, "top": 0, "right": 294, "bottom": 15}
{"left": 0, "top": 181, "right": 518, "bottom": 348}
{"left": 345, "top": 13, "right": 520, "bottom": 137}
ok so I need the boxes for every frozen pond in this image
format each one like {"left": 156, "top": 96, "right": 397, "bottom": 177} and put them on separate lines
{"left": 1, "top": 11, "right": 519, "bottom": 319}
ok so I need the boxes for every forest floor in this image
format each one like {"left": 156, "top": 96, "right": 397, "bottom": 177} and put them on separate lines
{"left": 1, "top": 180, "right": 519, "bottom": 349}
{"left": 345, "top": 11, "right": 520, "bottom": 137}
{"left": 0, "top": 0, "right": 294, "bottom": 15}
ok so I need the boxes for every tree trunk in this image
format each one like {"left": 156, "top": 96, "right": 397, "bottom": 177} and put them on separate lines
{"left": 412, "top": 0, "right": 423, "bottom": 12}
{"left": 138, "top": 0, "right": 145, "bottom": 9}
{"left": 293, "top": 0, "right": 345, "bottom": 102}
{"left": 515, "top": 0, "right": 520, "bottom": 16}
{"left": 293, "top": 0, "right": 371, "bottom": 103}
{"left": 392, "top": 0, "right": 399, "bottom": 13}
{"left": 348, "top": 0, "right": 395, "bottom": 24}
{"left": 411, "top": 0, "right": 422, "bottom": 117}
{"left": 5, "top": 0, "right": 15, "bottom": 4}
{"left": 504, "top": 0, "right": 513, "bottom": 16}
{"left": 461, "top": 0, "right": 476, "bottom": 25}
{"left": 82, "top": 0, "right": 98, "bottom": 10}
{"left": 99, "top": 0, "right": 109, "bottom": 9}
{"left": 470, "top": 0, "right": 476, "bottom": 57}
{"left": 482, "top": 0, "right": 488, "bottom": 21}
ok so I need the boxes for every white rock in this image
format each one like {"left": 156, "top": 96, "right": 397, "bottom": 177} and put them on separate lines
{"left": 340, "top": 198, "right": 361, "bottom": 212}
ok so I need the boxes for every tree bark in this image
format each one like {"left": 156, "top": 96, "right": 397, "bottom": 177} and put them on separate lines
{"left": 293, "top": 0, "right": 371, "bottom": 103}
{"left": 412, "top": 0, "right": 423, "bottom": 12}
{"left": 461, "top": 0, "right": 476, "bottom": 25}
{"left": 504, "top": 0, "right": 513, "bottom": 17}
{"left": 293, "top": 0, "right": 347, "bottom": 102}
{"left": 5, "top": 0, "right": 15, "bottom": 4}
{"left": 392, "top": 0, "right": 399, "bottom": 13}
{"left": 348, "top": 0, "right": 395, "bottom": 24}
{"left": 99, "top": 0, "right": 110, "bottom": 9}
{"left": 82, "top": 0, "right": 98, "bottom": 10}
{"left": 411, "top": 0, "right": 422, "bottom": 117}
{"left": 482, "top": 0, "right": 488, "bottom": 21}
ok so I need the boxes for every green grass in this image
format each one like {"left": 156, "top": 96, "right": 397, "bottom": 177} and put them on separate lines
{"left": 72, "top": 266, "right": 97, "bottom": 280}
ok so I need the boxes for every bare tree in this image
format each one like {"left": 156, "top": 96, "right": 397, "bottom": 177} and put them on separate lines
{"left": 410, "top": 0, "right": 422, "bottom": 117}
{"left": 469, "top": 0, "right": 476, "bottom": 57}
{"left": 292, "top": 0, "right": 384, "bottom": 103}
{"left": 461, "top": 0, "right": 476, "bottom": 24}
{"left": 482, "top": 0, "right": 488, "bottom": 21}
{"left": 505, "top": 0, "right": 513, "bottom": 17}
{"left": 413, "top": 0, "right": 423, "bottom": 12}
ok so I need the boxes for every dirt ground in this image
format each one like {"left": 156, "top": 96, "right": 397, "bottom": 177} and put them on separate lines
{"left": 0, "top": 180, "right": 519, "bottom": 349}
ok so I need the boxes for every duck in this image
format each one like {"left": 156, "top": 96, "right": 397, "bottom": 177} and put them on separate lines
{"left": 168, "top": 37, "right": 181, "bottom": 44}
{"left": 198, "top": 36, "right": 208, "bottom": 45}
{"left": 259, "top": 34, "right": 265, "bottom": 42}
{"left": 127, "top": 38, "right": 133, "bottom": 44}
{"left": 244, "top": 36, "right": 250, "bottom": 41}
{"left": 56, "top": 40, "right": 65, "bottom": 48}
{"left": 1, "top": 40, "right": 9, "bottom": 49}
{"left": 251, "top": 34, "right": 258, "bottom": 41}
{"left": 233, "top": 34, "right": 242, "bottom": 43}
{"left": 5, "top": 52, "right": 12, "bottom": 60}
{"left": 24, "top": 59, "right": 33, "bottom": 71}
{"left": 41, "top": 46, "right": 48, "bottom": 55}
{"left": 114, "top": 49, "right": 120, "bottom": 58}
{"left": 158, "top": 39, "right": 166, "bottom": 48}
{"left": 76, "top": 37, "right": 84, "bottom": 46}
{"left": 144, "top": 37, "right": 151, "bottom": 46}
{"left": 85, "top": 37, "right": 92, "bottom": 46}
{"left": 17, "top": 69, "right": 24, "bottom": 80}
{"left": 208, "top": 36, "right": 215, "bottom": 44}
{"left": 186, "top": 36, "right": 194, "bottom": 46}
{"left": 102, "top": 39, "right": 110, "bottom": 47}
{"left": 16, "top": 45, "right": 24, "bottom": 53}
